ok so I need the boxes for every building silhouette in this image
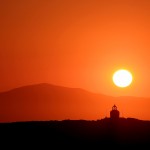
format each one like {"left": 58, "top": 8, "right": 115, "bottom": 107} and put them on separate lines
{"left": 110, "top": 105, "right": 120, "bottom": 119}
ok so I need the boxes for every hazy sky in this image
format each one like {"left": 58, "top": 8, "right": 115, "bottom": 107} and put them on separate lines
{"left": 1, "top": 0, "right": 150, "bottom": 97}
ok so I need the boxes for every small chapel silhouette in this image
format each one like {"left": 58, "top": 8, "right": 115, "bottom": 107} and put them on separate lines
{"left": 110, "top": 105, "right": 120, "bottom": 119}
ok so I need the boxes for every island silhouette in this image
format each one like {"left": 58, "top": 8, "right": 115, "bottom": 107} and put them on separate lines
{"left": 0, "top": 106, "right": 150, "bottom": 148}
{"left": 0, "top": 84, "right": 150, "bottom": 148}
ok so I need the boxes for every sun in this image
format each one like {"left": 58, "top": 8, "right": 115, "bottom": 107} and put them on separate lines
{"left": 113, "top": 69, "right": 133, "bottom": 88}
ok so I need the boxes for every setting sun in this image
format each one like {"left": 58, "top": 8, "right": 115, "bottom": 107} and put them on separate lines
{"left": 113, "top": 69, "right": 133, "bottom": 88}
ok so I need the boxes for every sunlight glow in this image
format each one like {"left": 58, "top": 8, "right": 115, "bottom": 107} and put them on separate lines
{"left": 113, "top": 69, "right": 133, "bottom": 88}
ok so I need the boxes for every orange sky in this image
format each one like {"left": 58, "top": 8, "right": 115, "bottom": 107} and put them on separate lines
{"left": 1, "top": 0, "right": 150, "bottom": 97}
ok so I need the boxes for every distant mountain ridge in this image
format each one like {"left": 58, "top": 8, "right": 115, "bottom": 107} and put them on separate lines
{"left": 0, "top": 83, "right": 150, "bottom": 122}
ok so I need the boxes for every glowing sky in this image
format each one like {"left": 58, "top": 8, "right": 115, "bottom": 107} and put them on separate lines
{"left": 1, "top": 0, "right": 150, "bottom": 97}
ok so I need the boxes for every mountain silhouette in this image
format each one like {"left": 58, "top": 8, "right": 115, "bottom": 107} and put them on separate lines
{"left": 1, "top": 84, "right": 150, "bottom": 148}
{"left": 0, "top": 83, "right": 150, "bottom": 122}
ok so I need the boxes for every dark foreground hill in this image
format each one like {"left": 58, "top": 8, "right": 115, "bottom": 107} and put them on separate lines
{"left": 1, "top": 118, "right": 150, "bottom": 148}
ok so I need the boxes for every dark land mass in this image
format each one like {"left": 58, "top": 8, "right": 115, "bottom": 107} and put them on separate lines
{"left": 1, "top": 118, "right": 150, "bottom": 148}
{"left": 1, "top": 84, "right": 150, "bottom": 148}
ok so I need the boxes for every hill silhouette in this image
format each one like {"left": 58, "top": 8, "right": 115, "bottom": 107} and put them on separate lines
{"left": 0, "top": 118, "right": 150, "bottom": 148}
{"left": 0, "top": 83, "right": 150, "bottom": 122}
{"left": 1, "top": 84, "right": 150, "bottom": 147}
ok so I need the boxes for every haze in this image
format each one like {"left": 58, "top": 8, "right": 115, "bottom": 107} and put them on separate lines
{"left": 1, "top": 0, "right": 150, "bottom": 97}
